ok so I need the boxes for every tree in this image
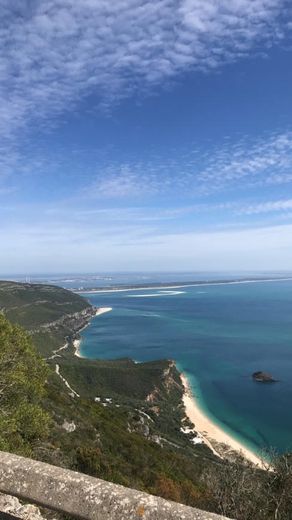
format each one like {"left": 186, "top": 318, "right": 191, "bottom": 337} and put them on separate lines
{"left": 0, "top": 314, "right": 51, "bottom": 453}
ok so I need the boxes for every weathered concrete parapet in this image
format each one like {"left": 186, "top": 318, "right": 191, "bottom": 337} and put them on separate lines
{"left": 0, "top": 451, "right": 231, "bottom": 519}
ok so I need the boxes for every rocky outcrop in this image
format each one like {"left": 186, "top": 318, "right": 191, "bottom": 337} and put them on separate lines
{"left": 252, "top": 371, "right": 277, "bottom": 383}
{"left": 61, "top": 420, "right": 76, "bottom": 433}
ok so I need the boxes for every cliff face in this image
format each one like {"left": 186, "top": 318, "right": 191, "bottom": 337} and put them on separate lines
{"left": 31, "top": 306, "right": 95, "bottom": 335}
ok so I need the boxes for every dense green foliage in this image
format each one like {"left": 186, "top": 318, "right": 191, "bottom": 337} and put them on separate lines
{"left": 0, "top": 315, "right": 51, "bottom": 454}
{"left": 60, "top": 357, "right": 178, "bottom": 400}
{"left": 57, "top": 354, "right": 215, "bottom": 454}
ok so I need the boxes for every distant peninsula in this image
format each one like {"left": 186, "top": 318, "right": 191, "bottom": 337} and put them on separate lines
{"left": 71, "top": 275, "right": 292, "bottom": 294}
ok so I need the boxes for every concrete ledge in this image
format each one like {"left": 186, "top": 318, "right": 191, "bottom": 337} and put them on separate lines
{"left": 0, "top": 451, "right": 230, "bottom": 519}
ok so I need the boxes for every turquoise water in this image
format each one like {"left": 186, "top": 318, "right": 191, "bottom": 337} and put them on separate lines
{"left": 80, "top": 280, "right": 292, "bottom": 455}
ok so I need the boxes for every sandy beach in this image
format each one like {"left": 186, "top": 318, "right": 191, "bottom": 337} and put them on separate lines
{"left": 73, "top": 307, "right": 113, "bottom": 358}
{"left": 95, "top": 307, "right": 113, "bottom": 316}
{"left": 73, "top": 338, "right": 83, "bottom": 358}
{"left": 181, "top": 373, "right": 266, "bottom": 469}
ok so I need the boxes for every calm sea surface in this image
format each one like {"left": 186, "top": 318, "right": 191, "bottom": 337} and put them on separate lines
{"left": 79, "top": 279, "right": 292, "bottom": 456}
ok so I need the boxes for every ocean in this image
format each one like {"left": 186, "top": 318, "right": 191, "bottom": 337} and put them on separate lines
{"left": 76, "top": 277, "right": 292, "bottom": 457}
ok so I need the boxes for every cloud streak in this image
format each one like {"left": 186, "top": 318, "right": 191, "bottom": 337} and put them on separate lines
{"left": 236, "top": 198, "right": 292, "bottom": 215}
{"left": 1, "top": 216, "right": 292, "bottom": 272}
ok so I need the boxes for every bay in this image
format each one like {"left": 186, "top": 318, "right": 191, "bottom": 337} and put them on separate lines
{"left": 78, "top": 279, "right": 292, "bottom": 455}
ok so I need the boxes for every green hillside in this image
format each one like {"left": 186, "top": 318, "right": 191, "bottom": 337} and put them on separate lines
{"left": 0, "top": 281, "right": 94, "bottom": 356}
{"left": 0, "top": 281, "right": 89, "bottom": 324}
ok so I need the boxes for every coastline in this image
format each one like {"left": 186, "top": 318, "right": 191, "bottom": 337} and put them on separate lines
{"left": 180, "top": 372, "right": 266, "bottom": 469}
{"left": 73, "top": 307, "right": 112, "bottom": 358}
{"left": 69, "top": 300, "right": 268, "bottom": 469}
{"left": 74, "top": 277, "right": 292, "bottom": 295}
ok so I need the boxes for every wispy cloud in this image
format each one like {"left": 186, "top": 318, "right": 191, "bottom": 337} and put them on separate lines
{"left": 1, "top": 215, "right": 292, "bottom": 272}
{"left": 198, "top": 131, "right": 292, "bottom": 191}
{"left": 76, "top": 129, "right": 292, "bottom": 199}
{"left": 2, "top": 128, "right": 292, "bottom": 201}
{"left": 0, "top": 0, "right": 290, "bottom": 140}
{"left": 86, "top": 164, "right": 160, "bottom": 198}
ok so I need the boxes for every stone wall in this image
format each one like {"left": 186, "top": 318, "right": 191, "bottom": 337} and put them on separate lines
{"left": 0, "top": 451, "right": 232, "bottom": 520}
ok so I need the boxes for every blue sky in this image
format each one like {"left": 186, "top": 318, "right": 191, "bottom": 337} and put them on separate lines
{"left": 1, "top": 0, "right": 292, "bottom": 273}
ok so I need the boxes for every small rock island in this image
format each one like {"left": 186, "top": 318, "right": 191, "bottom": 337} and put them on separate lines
{"left": 252, "top": 371, "right": 277, "bottom": 383}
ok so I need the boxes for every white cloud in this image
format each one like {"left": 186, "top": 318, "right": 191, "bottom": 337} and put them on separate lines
{"left": 86, "top": 164, "right": 160, "bottom": 198}
{"left": 197, "top": 131, "right": 292, "bottom": 192}
{"left": 75, "top": 130, "right": 292, "bottom": 199}
{"left": 0, "top": 0, "right": 290, "bottom": 140}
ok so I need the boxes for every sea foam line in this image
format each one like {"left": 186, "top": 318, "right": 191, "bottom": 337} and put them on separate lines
{"left": 129, "top": 290, "right": 185, "bottom": 298}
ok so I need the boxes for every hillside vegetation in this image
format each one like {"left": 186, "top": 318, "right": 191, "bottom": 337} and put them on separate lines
{"left": 0, "top": 281, "right": 89, "bottom": 325}
{"left": 0, "top": 282, "right": 218, "bottom": 511}
{"left": 0, "top": 315, "right": 50, "bottom": 455}
{"left": 0, "top": 281, "right": 93, "bottom": 356}
{"left": 1, "top": 281, "right": 292, "bottom": 519}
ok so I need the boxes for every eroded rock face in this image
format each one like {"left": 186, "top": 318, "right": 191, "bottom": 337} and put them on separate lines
{"left": 0, "top": 492, "right": 55, "bottom": 520}
{"left": 252, "top": 371, "right": 277, "bottom": 383}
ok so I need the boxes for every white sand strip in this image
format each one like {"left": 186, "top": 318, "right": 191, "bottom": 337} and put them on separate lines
{"left": 95, "top": 307, "right": 113, "bottom": 315}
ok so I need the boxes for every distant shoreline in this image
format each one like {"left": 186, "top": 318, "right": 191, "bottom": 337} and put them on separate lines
{"left": 72, "top": 276, "right": 292, "bottom": 294}
{"left": 180, "top": 372, "right": 266, "bottom": 469}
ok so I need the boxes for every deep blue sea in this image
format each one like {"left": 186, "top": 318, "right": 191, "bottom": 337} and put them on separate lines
{"left": 76, "top": 278, "right": 292, "bottom": 456}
